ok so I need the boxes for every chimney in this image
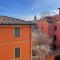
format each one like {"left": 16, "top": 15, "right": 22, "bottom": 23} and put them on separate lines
{"left": 58, "top": 8, "right": 60, "bottom": 15}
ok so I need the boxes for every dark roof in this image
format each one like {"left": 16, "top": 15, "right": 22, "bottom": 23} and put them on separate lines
{"left": 43, "top": 15, "right": 60, "bottom": 23}
{"left": 0, "top": 16, "right": 35, "bottom": 25}
{"left": 45, "top": 16, "right": 54, "bottom": 23}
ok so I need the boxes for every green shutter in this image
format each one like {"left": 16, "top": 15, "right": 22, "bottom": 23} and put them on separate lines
{"left": 15, "top": 48, "right": 20, "bottom": 58}
{"left": 15, "top": 27, "right": 20, "bottom": 37}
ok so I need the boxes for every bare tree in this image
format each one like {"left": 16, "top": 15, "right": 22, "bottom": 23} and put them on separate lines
{"left": 32, "top": 28, "right": 52, "bottom": 60}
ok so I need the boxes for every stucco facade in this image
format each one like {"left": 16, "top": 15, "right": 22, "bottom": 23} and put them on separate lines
{"left": 0, "top": 16, "right": 34, "bottom": 60}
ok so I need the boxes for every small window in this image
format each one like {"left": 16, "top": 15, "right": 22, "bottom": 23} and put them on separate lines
{"left": 15, "top": 27, "right": 20, "bottom": 37}
{"left": 15, "top": 48, "right": 20, "bottom": 58}
{"left": 54, "top": 26, "right": 57, "bottom": 31}
{"left": 53, "top": 35, "right": 56, "bottom": 41}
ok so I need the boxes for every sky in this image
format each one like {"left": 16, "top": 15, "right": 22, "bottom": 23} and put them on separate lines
{"left": 0, "top": 0, "right": 60, "bottom": 20}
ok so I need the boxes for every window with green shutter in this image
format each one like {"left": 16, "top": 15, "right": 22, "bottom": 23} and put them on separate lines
{"left": 15, "top": 27, "right": 20, "bottom": 37}
{"left": 15, "top": 48, "right": 20, "bottom": 58}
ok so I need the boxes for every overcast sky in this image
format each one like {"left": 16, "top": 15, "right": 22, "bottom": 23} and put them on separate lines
{"left": 0, "top": 0, "right": 60, "bottom": 20}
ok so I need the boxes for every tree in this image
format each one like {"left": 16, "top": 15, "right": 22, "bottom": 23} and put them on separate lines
{"left": 32, "top": 28, "right": 52, "bottom": 60}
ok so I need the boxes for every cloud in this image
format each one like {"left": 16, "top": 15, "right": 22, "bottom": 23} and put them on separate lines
{"left": 49, "top": 9, "right": 59, "bottom": 15}
{"left": 31, "top": 0, "right": 60, "bottom": 11}
{"left": 31, "top": 0, "right": 60, "bottom": 18}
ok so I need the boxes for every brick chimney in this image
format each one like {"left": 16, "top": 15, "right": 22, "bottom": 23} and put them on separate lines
{"left": 58, "top": 8, "right": 60, "bottom": 15}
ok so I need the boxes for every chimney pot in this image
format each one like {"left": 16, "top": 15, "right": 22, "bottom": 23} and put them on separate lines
{"left": 58, "top": 8, "right": 60, "bottom": 15}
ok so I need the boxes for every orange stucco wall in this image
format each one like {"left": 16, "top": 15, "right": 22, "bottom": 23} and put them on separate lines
{"left": 0, "top": 25, "right": 32, "bottom": 60}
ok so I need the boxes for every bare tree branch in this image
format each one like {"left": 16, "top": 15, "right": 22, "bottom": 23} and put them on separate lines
{"left": 32, "top": 28, "right": 52, "bottom": 60}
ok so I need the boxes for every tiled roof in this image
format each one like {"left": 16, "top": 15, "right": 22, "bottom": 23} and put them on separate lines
{"left": 0, "top": 16, "right": 35, "bottom": 25}
{"left": 45, "top": 16, "right": 54, "bottom": 23}
{"left": 42, "top": 15, "right": 60, "bottom": 23}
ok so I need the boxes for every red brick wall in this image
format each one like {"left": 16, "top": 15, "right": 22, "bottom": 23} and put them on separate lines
{"left": 37, "top": 16, "right": 60, "bottom": 47}
{"left": 37, "top": 20, "right": 49, "bottom": 35}
{"left": 54, "top": 22, "right": 60, "bottom": 47}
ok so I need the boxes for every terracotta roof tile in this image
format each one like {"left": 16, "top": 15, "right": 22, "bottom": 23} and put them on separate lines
{"left": 0, "top": 16, "right": 35, "bottom": 25}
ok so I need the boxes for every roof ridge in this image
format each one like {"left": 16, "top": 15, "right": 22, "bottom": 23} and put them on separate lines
{"left": 0, "top": 15, "right": 35, "bottom": 25}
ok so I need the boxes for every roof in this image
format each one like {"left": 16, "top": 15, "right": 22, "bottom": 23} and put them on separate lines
{"left": 0, "top": 16, "right": 35, "bottom": 25}
{"left": 40, "top": 15, "right": 60, "bottom": 23}
{"left": 45, "top": 16, "right": 54, "bottom": 23}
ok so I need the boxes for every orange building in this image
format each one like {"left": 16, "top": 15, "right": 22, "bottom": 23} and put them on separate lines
{"left": 37, "top": 8, "right": 60, "bottom": 60}
{"left": 0, "top": 16, "right": 34, "bottom": 60}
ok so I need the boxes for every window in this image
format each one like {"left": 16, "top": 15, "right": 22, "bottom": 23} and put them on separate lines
{"left": 32, "top": 49, "right": 37, "bottom": 56}
{"left": 53, "top": 35, "right": 56, "bottom": 41}
{"left": 15, "top": 27, "right": 20, "bottom": 37}
{"left": 15, "top": 48, "right": 20, "bottom": 58}
{"left": 54, "top": 26, "right": 57, "bottom": 31}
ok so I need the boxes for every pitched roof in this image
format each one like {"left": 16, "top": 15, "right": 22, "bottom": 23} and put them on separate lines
{"left": 40, "top": 15, "right": 60, "bottom": 23}
{"left": 0, "top": 16, "right": 35, "bottom": 25}
{"left": 45, "top": 16, "right": 54, "bottom": 23}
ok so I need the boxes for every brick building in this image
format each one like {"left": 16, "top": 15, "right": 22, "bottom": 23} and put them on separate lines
{"left": 0, "top": 16, "right": 34, "bottom": 60}
{"left": 37, "top": 8, "right": 60, "bottom": 60}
